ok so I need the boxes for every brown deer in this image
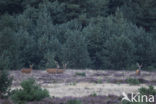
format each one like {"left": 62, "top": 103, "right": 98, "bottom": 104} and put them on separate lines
{"left": 136, "top": 63, "right": 142, "bottom": 75}
{"left": 46, "top": 61, "right": 67, "bottom": 74}
{"left": 21, "top": 64, "right": 33, "bottom": 74}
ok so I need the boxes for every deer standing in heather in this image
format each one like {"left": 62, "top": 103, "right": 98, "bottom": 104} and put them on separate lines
{"left": 46, "top": 61, "right": 67, "bottom": 74}
{"left": 21, "top": 64, "right": 33, "bottom": 74}
{"left": 136, "top": 63, "right": 142, "bottom": 75}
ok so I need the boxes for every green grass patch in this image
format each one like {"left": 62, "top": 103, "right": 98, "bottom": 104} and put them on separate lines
{"left": 90, "top": 92, "right": 97, "bottom": 97}
{"left": 126, "top": 78, "right": 140, "bottom": 85}
{"left": 70, "top": 82, "right": 77, "bottom": 86}
{"left": 96, "top": 79, "right": 103, "bottom": 84}
{"left": 139, "top": 85, "right": 156, "bottom": 95}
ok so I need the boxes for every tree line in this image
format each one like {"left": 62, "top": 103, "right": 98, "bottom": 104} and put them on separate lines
{"left": 0, "top": 0, "right": 156, "bottom": 70}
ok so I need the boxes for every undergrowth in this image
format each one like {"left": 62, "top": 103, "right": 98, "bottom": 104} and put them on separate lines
{"left": 11, "top": 78, "right": 49, "bottom": 104}
{"left": 126, "top": 78, "right": 140, "bottom": 85}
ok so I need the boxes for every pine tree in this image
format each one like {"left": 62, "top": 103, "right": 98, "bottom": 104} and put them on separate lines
{"left": 35, "top": 2, "right": 58, "bottom": 68}
{"left": 105, "top": 35, "right": 134, "bottom": 69}
{"left": 121, "top": 0, "right": 156, "bottom": 32}
{"left": 62, "top": 30, "right": 91, "bottom": 68}
{"left": 0, "top": 14, "right": 17, "bottom": 69}
{"left": 83, "top": 19, "right": 106, "bottom": 69}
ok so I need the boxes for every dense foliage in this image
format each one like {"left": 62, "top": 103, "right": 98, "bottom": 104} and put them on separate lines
{"left": 0, "top": 0, "right": 156, "bottom": 70}
{"left": 125, "top": 78, "right": 140, "bottom": 85}
{"left": 11, "top": 78, "right": 49, "bottom": 104}
{"left": 139, "top": 86, "right": 156, "bottom": 95}
{"left": 0, "top": 70, "right": 12, "bottom": 98}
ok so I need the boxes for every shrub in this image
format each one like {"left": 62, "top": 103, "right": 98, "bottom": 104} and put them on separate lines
{"left": 139, "top": 85, "right": 156, "bottom": 95}
{"left": 90, "top": 92, "right": 97, "bottom": 97}
{"left": 0, "top": 70, "right": 12, "bottom": 98}
{"left": 96, "top": 79, "right": 103, "bottom": 84}
{"left": 66, "top": 99, "right": 82, "bottom": 104}
{"left": 75, "top": 72, "right": 86, "bottom": 77}
{"left": 11, "top": 78, "right": 49, "bottom": 104}
{"left": 70, "top": 82, "right": 77, "bottom": 86}
{"left": 126, "top": 78, "right": 140, "bottom": 85}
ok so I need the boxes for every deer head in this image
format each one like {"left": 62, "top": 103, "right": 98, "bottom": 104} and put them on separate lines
{"left": 137, "top": 63, "right": 142, "bottom": 70}
{"left": 29, "top": 64, "right": 33, "bottom": 69}
{"left": 63, "top": 62, "right": 68, "bottom": 69}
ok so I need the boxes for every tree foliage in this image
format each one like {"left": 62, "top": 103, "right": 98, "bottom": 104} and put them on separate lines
{"left": 0, "top": 0, "right": 155, "bottom": 70}
{"left": 0, "top": 70, "right": 12, "bottom": 98}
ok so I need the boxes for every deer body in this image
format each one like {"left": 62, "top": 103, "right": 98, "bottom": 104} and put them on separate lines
{"left": 21, "top": 68, "right": 32, "bottom": 74}
{"left": 46, "top": 68, "right": 64, "bottom": 74}
{"left": 21, "top": 65, "right": 33, "bottom": 74}
{"left": 136, "top": 69, "right": 140, "bottom": 75}
{"left": 46, "top": 61, "right": 66, "bottom": 74}
{"left": 136, "top": 63, "right": 142, "bottom": 75}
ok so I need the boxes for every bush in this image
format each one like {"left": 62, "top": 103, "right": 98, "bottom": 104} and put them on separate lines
{"left": 139, "top": 85, "right": 156, "bottom": 95}
{"left": 96, "top": 79, "right": 103, "bottom": 84}
{"left": 90, "top": 92, "right": 97, "bottom": 97}
{"left": 11, "top": 78, "right": 49, "bottom": 104}
{"left": 66, "top": 99, "right": 82, "bottom": 104}
{"left": 70, "top": 82, "right": 77, "bottom": 86}
{"left": 75, "top": 72, "right": 86, "bottom": 77}
{"left": 0, "top": 70, "right": 12, "bottom": 98}
{"left": 126, "top": 78, "right": 140, "bottom": 85}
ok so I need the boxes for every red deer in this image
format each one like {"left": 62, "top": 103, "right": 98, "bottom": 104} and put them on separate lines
{"left": 21, "top": 64, "right": 33, "bottom": 74}
{"left": 46, "top": 61, "right": 67, "bottom": 74}
{"left": 136, "top": 63, "right": 142, "bottom": 75}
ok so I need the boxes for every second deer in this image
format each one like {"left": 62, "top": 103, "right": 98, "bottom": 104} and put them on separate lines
{"left": 136, "top": 63, "right": 142, "bottom": 75}
{"left": 46, "top": 61, "right": 67, "bottom": 74}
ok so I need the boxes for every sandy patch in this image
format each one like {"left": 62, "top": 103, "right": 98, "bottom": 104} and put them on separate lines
{"left": 41, "top": 82, "right": 153, "bottom": 98}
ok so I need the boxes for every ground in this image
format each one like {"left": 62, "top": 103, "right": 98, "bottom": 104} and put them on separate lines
{"left": 10, "top": 69, "right": 156, "bottom": 104}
